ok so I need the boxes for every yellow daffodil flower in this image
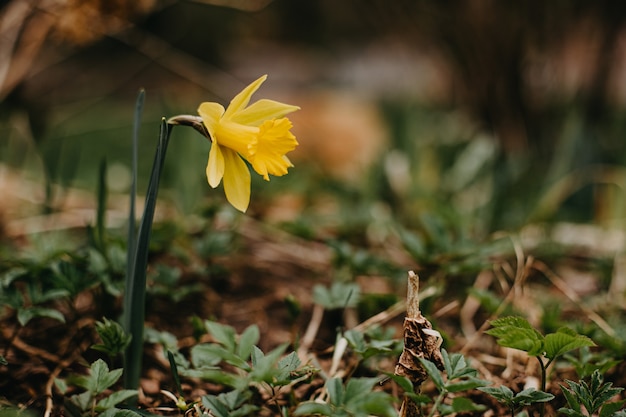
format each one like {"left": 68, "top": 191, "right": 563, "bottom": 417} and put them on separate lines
{"left": 197, "top": 75, "right": 299, "bottom": 212}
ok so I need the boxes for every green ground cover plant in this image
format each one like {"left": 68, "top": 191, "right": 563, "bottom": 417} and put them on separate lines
{"left": 2, "top": 72, "right": 626, "bottom": 417}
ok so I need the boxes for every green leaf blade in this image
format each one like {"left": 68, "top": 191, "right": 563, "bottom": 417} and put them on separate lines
{"left": 544, "top": 328, "right": 595, "bottom": 360}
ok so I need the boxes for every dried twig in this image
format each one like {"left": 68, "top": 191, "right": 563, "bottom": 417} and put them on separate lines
{"left": 395, "top": 271, "right": 444, "bottom": 417}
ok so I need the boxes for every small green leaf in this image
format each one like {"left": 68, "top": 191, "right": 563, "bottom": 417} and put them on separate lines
{"left": 418, "top": 357, "right": 445, "bottom": 392}
{"left": 478, "top": 385, "right": 514, "bottom": 403}
{"left": 313, "top": 282, "right": 360, "bottom": 309}
{"left": 100, "top": 409, "right": 143, "bottom": 417}
{"left": 70, "top": 391, "right": 93, "bottom": 412}
{"left": 356, "top": 391, "right": 398, "bottom": 417}
{"left": 513, "top": 388, "right": 554, "bottom": 406}
{"left": 451, "top": 396, "right": 487, "bottom": 413}
{"left": 93, "top": 318, "right": 132, "bottom": 358}
{"left": 276, "top": 351, "right": 301, "bottom": 383}
{"left": 17, "top": 307, "right": 66, "bottom": 326}
{"left": 344, "top": 377, "right": 379, "bottom": 401}
{"left": 486, "top": 316, "right": 544, "bottom": 356}
{"left": 249, "top": 344, "right": 288, "bottom": 384}
{"left": 99, "top": 409, "right": 143, "bottom": 417}
{"left": 326, "top": 378, "right": 345, "bottom": 407}
{"left": 236, "top": 324, "right": 260, "bottom": 360}
{"left": 202, "top": 394, "right": 230, "bottom": 417}
{"left": 189, "top": 343, "right": 222, "bottom": 368}
{"left": 599, "top": 400, "right": 626, "bottom": 417}
{"left": 205, "top": 321, "right": 237, "bottom": 351}
{"left": 560, "top": 370, "right": 624, "bottom": 416}
{"left": 489, "top": 316, "right": 535, "bottom": 331}
{"left": 294, "top": 402, "right": 334, "bottom": 416}
{"left": 96, "top": 390, "right": 138, "bottom": 410}
{"left": 387, "top": 374, "right": 414, "bottom": 393}
{"left": 89, "top": 359, "right": 123, "bottom": 395}
{"left": 544, "top": 328, "right": 595, "bottom": 360}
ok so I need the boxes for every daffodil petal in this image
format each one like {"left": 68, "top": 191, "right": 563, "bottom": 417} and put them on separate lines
{"left": 206, "top": 143, "right": 225, "bottom": 188}
{"left": 282, "top": 155, "right": 294, "bottom": 167}
{"left": 198, "top": 102, "right": 225, "bottom": 141}
{"left": 221, "top": 147, "right": 251, "bottom": 212}
{"left": 215, "top": 120, "right": 258, "bottom": 157}
{"left": 231, "top": 99, "right": 300, "bottom": 126}
{"left": 223, "top": 75, "right": 267, "bottom": 120}
{"left": 250, "top": 118, "right": 298, "bottom": 180}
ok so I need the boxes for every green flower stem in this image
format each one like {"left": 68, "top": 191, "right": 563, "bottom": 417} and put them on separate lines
{"left": 123, "top": 119, "right": 172, "bottom": 390}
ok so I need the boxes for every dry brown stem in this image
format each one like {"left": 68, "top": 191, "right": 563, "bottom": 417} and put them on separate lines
{"left": 394, "top": 271, "right": 444, "bottom": 417}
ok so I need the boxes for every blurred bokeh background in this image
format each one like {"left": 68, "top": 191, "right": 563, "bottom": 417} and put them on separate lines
{"left": 3, "top": 0, "right": 626, "bottom": 241}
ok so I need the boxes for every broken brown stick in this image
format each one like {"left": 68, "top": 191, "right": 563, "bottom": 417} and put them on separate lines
{"left": 395, "top": 271, "right": 444, "bottom": 417}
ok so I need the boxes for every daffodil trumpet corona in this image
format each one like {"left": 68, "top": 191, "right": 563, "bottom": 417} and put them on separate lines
{"left": 168, "top": 75, "right": 299, "bottom": 212}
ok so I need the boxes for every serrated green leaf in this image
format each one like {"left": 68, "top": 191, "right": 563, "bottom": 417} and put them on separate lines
{"left": 487, "top": 326, "right": 544, "bottom": 356}
{"left": 478, "top": 385, "right": 514, "bottom": 403}
{"left": 544, "top": 328, "right": 595, "bottom": 360}
{"left": 70, "top": 390, "right": 93, "bottom": 411}
{"left": 489, "top": 316, "right": 535, "bottom": 330}
{"left": 561, "top": 370, "right": 624, "bottom": 416}
{"left": 89, "top": 359, "right": 123, "bottom": 394}
{"left": 513, "top": 388, "right": 554, "bottom": 406}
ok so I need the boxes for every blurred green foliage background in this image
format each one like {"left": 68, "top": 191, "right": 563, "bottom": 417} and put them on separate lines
{"left": 2, "top": 0, "right": 626, "bottom": 237}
